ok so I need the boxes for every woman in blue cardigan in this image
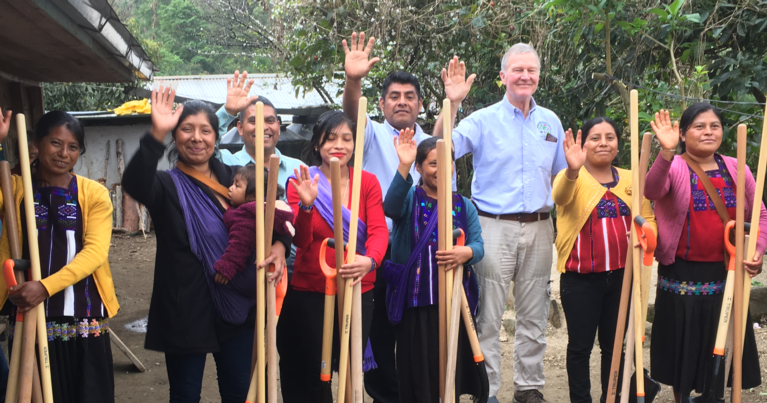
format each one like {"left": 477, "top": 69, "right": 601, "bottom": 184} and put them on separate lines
{"left": 383, "top": 131, "right": 486, "bottom": 402}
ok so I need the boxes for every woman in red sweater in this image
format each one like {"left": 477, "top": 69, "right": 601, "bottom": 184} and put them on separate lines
{"left": 277, "top": 110, "right": 388, "bottom": 403}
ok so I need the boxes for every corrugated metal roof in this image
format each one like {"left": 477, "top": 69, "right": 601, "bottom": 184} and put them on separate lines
{"left": 145, "top": 74, "right": 342, "bottom": 109}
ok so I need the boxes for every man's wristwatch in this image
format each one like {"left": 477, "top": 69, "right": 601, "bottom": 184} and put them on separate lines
{"left": 369, "top": 257, "right": 377, "bottom": 272}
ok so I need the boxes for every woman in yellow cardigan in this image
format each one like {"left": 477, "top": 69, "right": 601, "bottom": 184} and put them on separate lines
{"left": 0, "top": 110, "right": 118, "bottom": 403}
{"left": 552, "top": 117, "right": 655, "bottom": 403}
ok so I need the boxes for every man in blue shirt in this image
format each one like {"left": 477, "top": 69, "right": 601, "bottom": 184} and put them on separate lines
{"left": 215, "top": 71, "right": 304, "bottom": 189}
{"left": 341, "top": 32, "right": 432, "bottom": 403}
{"left": 433, "top": 45, "right": 567, "bottom": 403}
{"left": 215, "top": 71, "right": 305, "bottom": 278}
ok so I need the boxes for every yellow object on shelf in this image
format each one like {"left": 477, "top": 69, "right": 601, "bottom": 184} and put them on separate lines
{"left": 113, "top": 99, "right": 151, "bottom": 115}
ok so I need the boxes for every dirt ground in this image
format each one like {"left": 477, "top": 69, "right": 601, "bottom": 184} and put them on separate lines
{"left": 102, "top": 233, "right": 767, "bottom": 402}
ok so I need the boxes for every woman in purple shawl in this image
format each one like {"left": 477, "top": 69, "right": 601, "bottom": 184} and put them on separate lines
{"left": 122, "top": 86, "right": 292, "bottom": 403}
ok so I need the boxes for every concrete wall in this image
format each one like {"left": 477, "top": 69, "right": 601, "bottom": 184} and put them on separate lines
{"left": 73, "top": 122, "right": 171, "bottom": 186}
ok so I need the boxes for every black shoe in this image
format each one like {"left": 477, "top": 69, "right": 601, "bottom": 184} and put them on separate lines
{"left": 512, "top": 389, "right": 546, "bottom": 403}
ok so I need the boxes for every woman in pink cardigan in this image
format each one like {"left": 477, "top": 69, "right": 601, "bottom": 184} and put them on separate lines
{"left": 645, "top": 103, "right": 765, "bottom": 402}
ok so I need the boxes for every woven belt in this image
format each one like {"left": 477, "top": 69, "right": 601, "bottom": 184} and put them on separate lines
{"left": 477, "top": 210, "right": 550, "bottom": 222}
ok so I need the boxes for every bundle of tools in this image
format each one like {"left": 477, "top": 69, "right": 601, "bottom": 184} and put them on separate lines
{"left": 3, "top": 114, "right": 54, "bottom": 403}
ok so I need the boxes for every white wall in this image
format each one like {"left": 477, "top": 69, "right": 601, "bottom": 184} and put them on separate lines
{"left": 73, "top": 122, "right": 172, "bottom": 186}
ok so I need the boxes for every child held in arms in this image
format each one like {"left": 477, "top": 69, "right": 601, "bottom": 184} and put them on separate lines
{"left": 214, "top": 166, "right": 294, "bottom": 285}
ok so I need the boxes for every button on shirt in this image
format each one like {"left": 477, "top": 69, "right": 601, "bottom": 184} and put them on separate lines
{"left": 215, "top": 108, "right": 304, "bottom": 193}
{"left": 453, "top": 96, "right": 567, "bottom": 215}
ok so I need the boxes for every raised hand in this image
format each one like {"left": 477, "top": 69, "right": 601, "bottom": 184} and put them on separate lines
{"left": 150, "top": 85, "right": 184, "bottom": 143}
{"left": 394, "top": 127, "right": 417, "bottom": 168}
{"left": 650, "top": 109, "right": 680, "bottom": 152}
{"left": 441, "top": 56, "right": 477, "bottom": 104}
{"left": 563, "top": 128, "right": 587, "bottom": 174}
{"left": 342, "top": 32, "right": 380, "bottom": 80}
{"left": 0, "top": 109, "right": 11, "bottom": 144}
{"left": 225, "top": 70, "right": 258, "bottom": 115}
{"left": 289, "top": 165, "right": 319, "bottom": 207}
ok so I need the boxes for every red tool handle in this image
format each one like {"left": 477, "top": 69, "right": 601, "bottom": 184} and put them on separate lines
{"left": 3, "top": 259, "right": 17, "bottom": 290}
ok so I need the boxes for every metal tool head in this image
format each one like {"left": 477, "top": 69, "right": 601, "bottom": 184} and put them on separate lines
{"left": 452, "top": 228, "right": 465, "bottom": 247}
{"left": 319, "top": 238, "right": 339, "bottom": 280}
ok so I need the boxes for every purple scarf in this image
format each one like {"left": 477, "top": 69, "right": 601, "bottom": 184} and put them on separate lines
{"left": 288, "top": 166, "right": 367, "bottom": 255}
{"left": 169, "top": 168, "right": 255, "bottom": 325}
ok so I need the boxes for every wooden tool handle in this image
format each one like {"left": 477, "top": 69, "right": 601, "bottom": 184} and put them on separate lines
{"left": 339, "top": 96, "right": 367, "bottom": 403}
{"left": 629, "top": 90, "right": 645, "bottom": 401}
{"left": 265, "top": 154, "right": 280, "bottom": 403}
{"left": 741, "top": 99, "right": 767, "bottom": 351}
{"left": 16, "top": 114, "right": 53, "bottom": 403}
{"left": 733, "top": 125, "right": 747, "bottom": 402}
{"left": 436, "top": 140, "right": 448, "bottom": 401}
{"left": 606, "top": 244, "right": 634, "bottom": 403}
{"left": 444, "top": 265, "right": 463, "bottom": 403}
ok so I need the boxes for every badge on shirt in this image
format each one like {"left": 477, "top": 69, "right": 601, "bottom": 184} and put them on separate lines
{"left": 538, "top": 122, "right": 556, "bottom": 142}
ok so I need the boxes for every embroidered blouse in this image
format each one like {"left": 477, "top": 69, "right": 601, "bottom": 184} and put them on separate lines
{"left": 565, "top": 168, "right": 631, "bottom": 273}
{"left": 407, "top": 188, "right": 479, "bottom": 310}
{"left": 675, "top": 155, "right": 737, "bottom": 262}
{"left": 22, "top": 176, "right": 105, "bottom": 318}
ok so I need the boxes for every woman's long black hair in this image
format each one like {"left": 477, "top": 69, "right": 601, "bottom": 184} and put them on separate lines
{"left": 167, "top": 100, "right": 220, "bottom": 164}
{"left": 302, "top": 111, "right": 355, "bottom": 166}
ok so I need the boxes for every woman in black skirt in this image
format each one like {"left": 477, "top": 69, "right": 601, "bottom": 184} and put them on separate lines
{"left": 383, "top": 133, "right": 486, "bottom": 401}
{"left": 645, "top": 103, "right": 766, "bottom": 402}
{"left": 0, "top": 110, "right": 119, "bottom": 403}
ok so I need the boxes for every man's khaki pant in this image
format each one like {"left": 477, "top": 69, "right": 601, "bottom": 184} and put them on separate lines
{"left": 474, "top": 216, "right": 553, "bottom": 397}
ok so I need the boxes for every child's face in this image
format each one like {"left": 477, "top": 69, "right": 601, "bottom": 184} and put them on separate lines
{"left": 228, "top": 176, "right": 250, "bottom": 207}
{"left": 416, "top": 149, "right": 453, "bottom": 192}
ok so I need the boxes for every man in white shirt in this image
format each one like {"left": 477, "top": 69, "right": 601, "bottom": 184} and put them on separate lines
{"left": 342, "top": 32, "right": 432, "bottom": 403}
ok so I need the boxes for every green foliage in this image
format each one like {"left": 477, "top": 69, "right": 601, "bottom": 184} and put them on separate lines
{"left": 43, "top": 82, "right": 136, "bottom": 112}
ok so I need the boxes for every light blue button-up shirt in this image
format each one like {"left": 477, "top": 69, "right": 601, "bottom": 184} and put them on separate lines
{"left": 214, "top": 108, "right": 305, "bottom": 193}
{"left": 362, "top": 116, "right": 431, "bottom": 199}
{"left": 362, "top": 117, "right": 432, "bottom": 230}
{"left": 453, "top": 96, "right": 567, "bottom": 215}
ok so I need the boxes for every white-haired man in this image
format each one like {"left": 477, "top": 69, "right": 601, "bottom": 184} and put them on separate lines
{"left": 433, "top": 45, "right": 566, "bottom": 403}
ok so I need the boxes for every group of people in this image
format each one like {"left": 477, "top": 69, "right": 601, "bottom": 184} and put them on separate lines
{"left": 0, "top": 32, "right": 762, "bottom": 403}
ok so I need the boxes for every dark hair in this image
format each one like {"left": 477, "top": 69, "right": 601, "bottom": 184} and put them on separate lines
{"left": 238, "top": 96, "right": 282, "bottom": 124}
{"left": 31, "top": 111, "right": 86, "bottom": 185}
{"left": 678, "top": 103, "right": 723, "bottom": 153}
{"left": 580, "top": 117, "right": 621, "bottom": 146}
{"left": 382, "top": 71, "right": 422, "bottom": 100}
{"left": 416, "top": 137, "right": 454, "bottom": 167}
{"left": 35, "top": 111, "right": 86, "bottom": 154}
{"left": 579, "top": 116, "right": 622, "bottom": 166}
{"left": 234, "top": 165, "right": 285, "bottom": 202}
{"left": 168, "top": 100, "right": 220, "bottom": 163}
{"left": 301, "top": 111, "right": 355, "bottom": 166}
